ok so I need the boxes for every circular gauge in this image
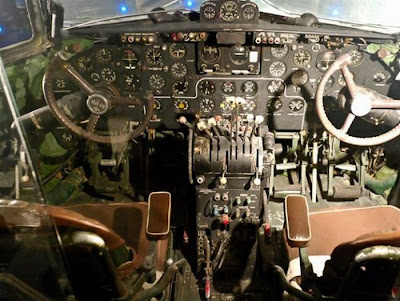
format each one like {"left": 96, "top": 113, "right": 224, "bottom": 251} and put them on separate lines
{"left": 171, "top": 62, "right": 188, "bottom": 78}
{"left": 201, "top": 45, "right": 220, "bottom": 63}
{"left": 348, "top": 49, "right": 363, "bottom": 66}
{"left": 123, "top": 74, "right": 141, "bottom": 91}
{"left": 271, "top": 45, "right": 289, "bottom": 58}
{"left": 199, "top": 80, "right": 215, "bottom": 95}
{"left": 203, "top": 4, "right": 217, "bottom": 20}
{"left": 174, "top": 99, "right": 189, "bottom": 111}
{"left": 172, "top": 80, "right": 189, "bottom": 95}
{"left": 221, "top": 99, "right": 236, "bottom": 111}
{"left": 96, "top": 48, "right": 112, "bottom": 63}
{"left": 288, "top": 99, "right": 305, "bottom": 112}
{"left": 200, "top": 98, "right": 215, "bottom": 113}
{"left": 101, "top": 68, "right": 117, "bottom": 82}
{"left": 149, "top": 74, "right": 166, "bottom": 89}
{"left": 268, "top": 98, "right": 283, "bottom": 112}
{"left": 294, "top": 49, "right": 311, "bottom": 67}
{"left": 242, "top": 99, "right": 256, "bottom": 111}
{"left": 242, "top": 3, "right": 257, "bottom": 21}
{"left": 317, "top": 51, "right": 336, "bottom": 72}
{"left": 220, "top": 1, "right": 239, "bottom": 22}
{"left": 267, "top": 80, "right": 285, "bottom": 95}
{"left": 318, "top": 75, "right": 334, "bottom": 89}
{"left": 221, "top": 81, "right": 236, "bottom": 95}
{"left": 338, "top": 72, "right": 355, "bottom": 86}
{"left": 145, "top": 48, "right": 163, "bottom": 65}
{"left": 55, "top": 78, "right": 66, "bottom": 89}
{"left": 121, "top": 49, "right": 139, "bottom": 70}
{"left": 373, "top": 71, "right": 386, "bottom": 83}
{"left": 269, "top": 61, "right": 286, "bottom": 77}
{"left": 169, "top": 43, "right": 186, "bottom": 58}
{"left": 154, "top": 100, "right": 161, "bottom": 110}
{"left": 77, "top": 56, "right": 93, "bottom": 71}
{"left": 230, "top": 45, "right": 249, "bottom": 65}
{"left": 241, "top": 80, "right": 258, "bottom": 96}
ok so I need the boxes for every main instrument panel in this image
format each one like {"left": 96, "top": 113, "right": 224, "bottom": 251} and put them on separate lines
{"left": 55, "top": 21, "right": 393, "bottom": 132}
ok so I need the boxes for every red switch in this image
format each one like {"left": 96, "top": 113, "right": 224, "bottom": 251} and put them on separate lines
{"left": 221, "top": 214, "right": 229, "bottom": 226}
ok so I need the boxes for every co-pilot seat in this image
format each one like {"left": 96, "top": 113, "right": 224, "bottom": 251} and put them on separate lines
{"left": 282, "top": 195, "right": 400, "bottom": 300}
{"left": 0, "top": 192, "right": 171, "bottom": 300}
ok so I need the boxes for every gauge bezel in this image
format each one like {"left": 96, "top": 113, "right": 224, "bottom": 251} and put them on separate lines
{"left": 169, "top": 43, "right": 186, "bottom": 59}
{"left": 220, "top": 0, "right": 239, "bottom": 22}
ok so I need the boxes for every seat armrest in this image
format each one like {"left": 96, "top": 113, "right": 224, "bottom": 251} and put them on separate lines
{"left": 285, "top": 195, "right": 311, "bottom": 248}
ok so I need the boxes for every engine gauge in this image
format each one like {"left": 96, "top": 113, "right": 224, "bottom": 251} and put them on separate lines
{"left": 96, "top": 48, "right": 112, "bottom": 63}
{"left": 199, "top": 80, "right": 215, "bottom": 95}
{"left": 203, "top": 4, "right": 217, "bottom": 20}
{"left": 267, "top": 80, "right": 285, "bottom": 95}
{"left": 230, "top": 45, "right": 249, "bottom": 65}
{"left": 288, "top": 99, "right": 305, "bottom": 112}
{"left": 293, "top": 49, "right": 311, "bottom": 67}
{"left": 77, "top": 56, "right": 93, "bottom": 71}
{"left": 220, "top": 1, "right": 239, "bottom": 22}
{"left": 269, "top": 61, "right": 286, "bottom": 77}
{"left": 221, "top": 81, "right": 236, "bottom": 95}
{"left": 200, "top": 98, "right": 215, "bottom": 113}
{"left": 241, "top": 3, "right": 257, "bottom": 21}
{"left": 55, "top": 78, "right": 66, "bottom": 89}
{"left": 317, "top": 51, "right": 336, "bottom": 72}
{"left": 373, "top": 71, "right": 386, "bottom": 83}
{"left": 149, "top": 74, "right": 166, "bottom": 90}
{"left": 172, "top": 80, "right": 189, "bottom": 95}
{"left": 242, "top": 99, "right": 256, "bottom": 111}
{"left": 123, "top": 74, "right": 141, "bottom": 91}
{"left": 348, "top": 49, "right": 363, "bottom": 66}
{"left": 121, "top": 49, "right": 139, "bottom": 70}
{"left": 145, "top": 47, "right": 163, "bottom": 65}
{"left": 201, "top": 45, "right": 220, "bottom": 63}
{"left": 101, "top": 67, "right": 117, "bottom": 82}
{"left": 174, "top": 99, "right": 189, "bottom": 111}
{"left": 171, "top": 62, "right": 188, "bottom": 78}
{"left": 241, "top": 80, "right": 258, "bottom": 96}
{"left": 169, "top": 43, "right": 186, "bottom": 58}
{"left": 271, "top": 45, "right": 289, "bottom": 58}
{"left": 268, "top": 98, "right": 283, "bottom": 112}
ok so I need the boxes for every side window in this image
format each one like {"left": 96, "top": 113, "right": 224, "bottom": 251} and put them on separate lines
{"left": 0, "top": 0, "right": 33, "bottom": 49}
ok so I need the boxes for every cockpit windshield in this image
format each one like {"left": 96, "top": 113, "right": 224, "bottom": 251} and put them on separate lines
{"left": 59, "top": 0, "right": 400, "bottom": 33}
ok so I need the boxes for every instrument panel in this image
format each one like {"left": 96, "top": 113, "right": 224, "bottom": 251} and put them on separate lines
{"left": 54, "top": 32, "right": 393, "bottom": 131}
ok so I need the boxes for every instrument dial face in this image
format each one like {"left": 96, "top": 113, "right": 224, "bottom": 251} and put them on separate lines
{"left": 96, "top": 48, "right": 112, "bottom": 63}
{"left": 123, "top": 74, "right": 141, "bottom": 91}
{"left": 171, "top": 62, "right": 188, "bottom": 78}
{"left": 77, "top": 56, "right": 93, "bottom": 71}
{"left": 268, "top": 98, "right": 283, "bottom": 112}
{"left": 348, "top": 49, "right": 363, "bottom": 66}
{"left": 271, "top": 45, "right": 289, "bottom": 58}
{"left": 145, "top": 48, "right": 163, "bottom": 65}
{"left": 172, "top": 80, "right": 189, "bottom": 95}
{"left": 241, "top": 80, "right": 258, "bottom": 96}
{"left": 294, "top": 50, "right": 311, "bottom": 67}
{"left": 288, "top": 99, "right": 305, "bottom": 112}
{"left": 174, "top": 99, "right": 189, "bottom": 111}
{"left": 203, "top": 4, "right": 217, "bottom": 20}
{"left": 269, "top": 61, "right": 286, "bottom": 77}
{"left": 221, "top": 81, "right": 236, "bottom": 95}
{"left": 230, "top": 45, "right": 249, "bottom": 64}
{"left": 149, "top": 74, "right": 166, "bottom": 89}
{"left": 317, "top": 51, "right": 336, "bottom": 72}
{"left": 267, "top": 80, "right": 285, "bottom": 95}
{"left": 199, "top": 80, "right": 215, "bottom": 95}
{"left": 373, "top": 71, "right": 386, "bottom": 83}
{"left": 242, "top": 99, "right": 256, "bottom": 111}
{"left": 169, "top": 43, "right": 186, "bottom": 58}
{"left": 101, "top": 67, "right": 116, "bottom": 82}
{"left": 121, "top": 49, "right": 139, "bottom": 70}
{"left": 200, "top": 98, "right": 215, "bottom": 113}
{"left": 201, "top": 45, "right": 220, "bottom": 63}
{"left": 242, "top": 4, "right": 257, "bottom": 21}
{"left": 220, "top": 1, "right": 239, "bottom": 22}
